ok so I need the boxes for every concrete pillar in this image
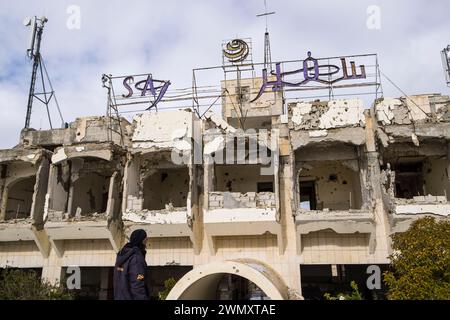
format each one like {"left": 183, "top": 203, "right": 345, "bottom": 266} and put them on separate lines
{"left": 447, "top": 142, "right": 450, "bottom": 186}
{"left": 98, "top": 268, "right": 110, "bottom": 300}
{"left": 0, "top": 165, "right": 6, "bottom": 221}
{"left": 279, "top": 150, "right": 302, "bottom": 298}
{"left": 31, "top": 157, "right": 50, "bottom": 227}
{"left": 41, "top": 249, "right": 62, "bottom": 286}
{"left": 358, "top": 148, "right": 371, "bottom": 210}
{"left": 364, "top": 111, "right": 391, "bottom": 262}
{"left": 0, "top": 184, "right": 8, "bottom": 221}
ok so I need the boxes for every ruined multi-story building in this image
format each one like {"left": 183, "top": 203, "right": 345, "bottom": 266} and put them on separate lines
{"left": 0, "top": 72, "right": 449, "bottom": 299}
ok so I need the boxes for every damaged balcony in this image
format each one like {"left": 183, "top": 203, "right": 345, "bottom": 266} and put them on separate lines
{"left": 203, "top": 129, "right": 282, "bottom": 253}
{"left": 375, "top": 94, "right": 450, "bottom": 232}
{"left": 0, "top": 148, "right": 51, "bottom": 257}
{"left": 293, "top": 141, "right": 375, "bottom": 253}
{"left": 44, "top": 142, "right": 125, "bottom": 256}
{"left": 379, "top": 141, "right": 450, "bottom": 232}
{"left": 122, "top": 110, "right": 198, "bottom": 246}
{"left": 123, "top": 151, "right": 192, "bottom": 238}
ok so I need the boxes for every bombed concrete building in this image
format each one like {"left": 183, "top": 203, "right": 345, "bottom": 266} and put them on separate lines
{"left": 1, "top": 35, "right": 449, "bottom": 299}
{"left": 1, "top": 88, "right": 449, "bottom": 299}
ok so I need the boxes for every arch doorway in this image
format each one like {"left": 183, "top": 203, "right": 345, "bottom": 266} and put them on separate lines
{"left": 167, "top": 260, "right": 288, "bottom": 300}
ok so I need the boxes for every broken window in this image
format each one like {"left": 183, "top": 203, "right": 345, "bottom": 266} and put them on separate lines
{"left": 5, "top": 176, "right": 36, "bottom": 220}
{"left": 298, "top": 161, "right": 362, "bottom": 210}
{"left": 393, "top": 161, "right": 424, "bottom": 199}
{"left": 71, "top": 173, "right": 110, "bottom": 216}
{"left": 299, "top": 180, "right": 317, "bottom": 210}
{"left": 143, "top": 167, "right": 189, "bottom": 210}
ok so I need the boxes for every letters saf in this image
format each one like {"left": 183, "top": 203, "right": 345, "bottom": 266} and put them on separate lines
{"left": 121, "top": 74, "right": 170, "bottom": 110}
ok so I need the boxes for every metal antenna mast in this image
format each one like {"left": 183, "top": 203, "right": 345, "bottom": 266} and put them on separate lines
{"left": 257, "top": 0, "right": 275, "bottom": 71}
{"left": 23, "top": 16, "right": 64, "bottom": 129}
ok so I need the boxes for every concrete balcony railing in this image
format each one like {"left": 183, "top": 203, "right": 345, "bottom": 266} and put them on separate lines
{"left": 294, "top": 209, "right": 376, "bottom": 254}
{"left": 208, "top": 191, "right": 276, "bottom": 210}
{"left": 204, "top": 191, "right": 282, "bottom": 254}
{"left": 391, "top": 196, "right": 450, "bottom": 233}
{"left": 122, "top": 195, "right": 192, "bottom": 238}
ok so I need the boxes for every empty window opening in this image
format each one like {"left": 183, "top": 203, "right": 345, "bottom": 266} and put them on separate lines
{"left": 393, "top": 162, "right": 424, "bottom": 199}
{"left": 143, "top": 167, "right": 189, "bottom": 210}
{"left": 299, "top": 180, "right": 317, "bottom": 210}
{"left": 5, "top": 176, "right": 36, "bottom": 220}
{"left": 71, "top": 173, "right": 110, "bottom": 216}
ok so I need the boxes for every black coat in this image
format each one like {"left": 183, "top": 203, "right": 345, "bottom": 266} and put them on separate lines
{"left": 113, "top": 245, "right": 149, "bottom": 300}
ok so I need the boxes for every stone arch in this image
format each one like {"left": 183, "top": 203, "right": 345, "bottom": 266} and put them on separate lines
{"left": 167, "top": 259, "right": 288, "bottom": 300}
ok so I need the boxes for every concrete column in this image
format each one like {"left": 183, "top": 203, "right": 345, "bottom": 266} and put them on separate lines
{"left": 357, "top": 149, "right": 370, "bottom": 210}
{"left": 447, "top": 142, "right": 450, "bottom": 185}
{"left": 364, "top": 111, "right": 391, "bottom": 262}
{"left": 279, "top": 151, "right": 302, "bottom": 298}
{"left": 98, "top": 268, "right": 110, "bottom": 300}
{"left": 0, "top": 185, "right": 8, "bottom": 221}
{"left": 41, "top": 249, "right": 62, "bottom": 286}
{"left": 0, "top": 165, "right": 6, "bottom": 221}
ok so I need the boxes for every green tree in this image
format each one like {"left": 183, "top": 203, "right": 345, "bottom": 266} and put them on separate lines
{"left": 324, "top": 281, "right": 363, "bottom": 300}
{"left": 158, "top": 277, "right": 177, "bottom": 300}
{"left": 0, "top": 269, "right": 73, "bottom": 300}
{"left": 384, "top": 216, "right": 450, "bottom": 300}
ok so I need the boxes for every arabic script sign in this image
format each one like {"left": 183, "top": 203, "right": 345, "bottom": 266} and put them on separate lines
{"left": 121, "top": 74, "right": 170, "bottom": 109}
{"left": 251, "top": 51, "right": 367, "bottom": 102}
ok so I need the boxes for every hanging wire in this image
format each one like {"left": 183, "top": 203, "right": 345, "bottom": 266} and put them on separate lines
{"left": 41, "top": 57, "right": 65, "bottom": 127}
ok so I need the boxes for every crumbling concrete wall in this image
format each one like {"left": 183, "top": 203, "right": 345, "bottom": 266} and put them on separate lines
{"left": 131, "top": 110, "right": 194, "bottom": 151}
{"left": 124, "top": 151, "right": 191, "bottom": 212}
{"left": 298, "top": 161, "right": 363, "bottom": 210}
{"left": 423, "top": 157, "right": 450, "bottom": 199}
{"left": 375, "top": 94, "right": 450, "bottom": 126}
{"left": 381, "top": 142, "right": 449, "bottom": 200}
{"left": 221, "top": 77, "right": 283, "bottom": 120}
{"left": 143, "top": 167, "right": 189, "bottom": 210}
{"left": 214, "top": 164, "right": 274, "bottom": 193}
{"left": 208, "top": 192, "right": 275, "bottom": 209}
{"left": 21, "top": 116, "right": 131, "bottom": 148}
{"left": 70, "top": 173, "right": 110, "bottom": 216}
{"left": 289, "top": 99, "right": 365, "bottom": 131}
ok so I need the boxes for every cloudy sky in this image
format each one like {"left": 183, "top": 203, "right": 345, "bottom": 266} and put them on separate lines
{"left": 0, "top": 0, "right": 449, "bottom": 148}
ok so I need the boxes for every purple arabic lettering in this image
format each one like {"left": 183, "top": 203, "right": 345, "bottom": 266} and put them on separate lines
{"left": 251, "top": 52, "right": 367, "bottom": 102}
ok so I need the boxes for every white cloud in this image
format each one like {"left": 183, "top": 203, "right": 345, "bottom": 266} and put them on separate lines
{"left": 0, "top": 0, "right": 449, "bottom": 148}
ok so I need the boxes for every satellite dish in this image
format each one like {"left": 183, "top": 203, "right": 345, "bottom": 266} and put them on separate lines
{"left": 23, "top": 17, "right": 31, "bottom": 26}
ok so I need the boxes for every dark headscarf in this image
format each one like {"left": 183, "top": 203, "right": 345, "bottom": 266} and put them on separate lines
{"left": 126, "top": 229, "right": 147, "bottom": 256}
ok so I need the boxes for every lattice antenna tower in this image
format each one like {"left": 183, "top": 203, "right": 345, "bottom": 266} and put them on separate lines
{"left": 23, "top": 16, "right": 64, "bottom": 129}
